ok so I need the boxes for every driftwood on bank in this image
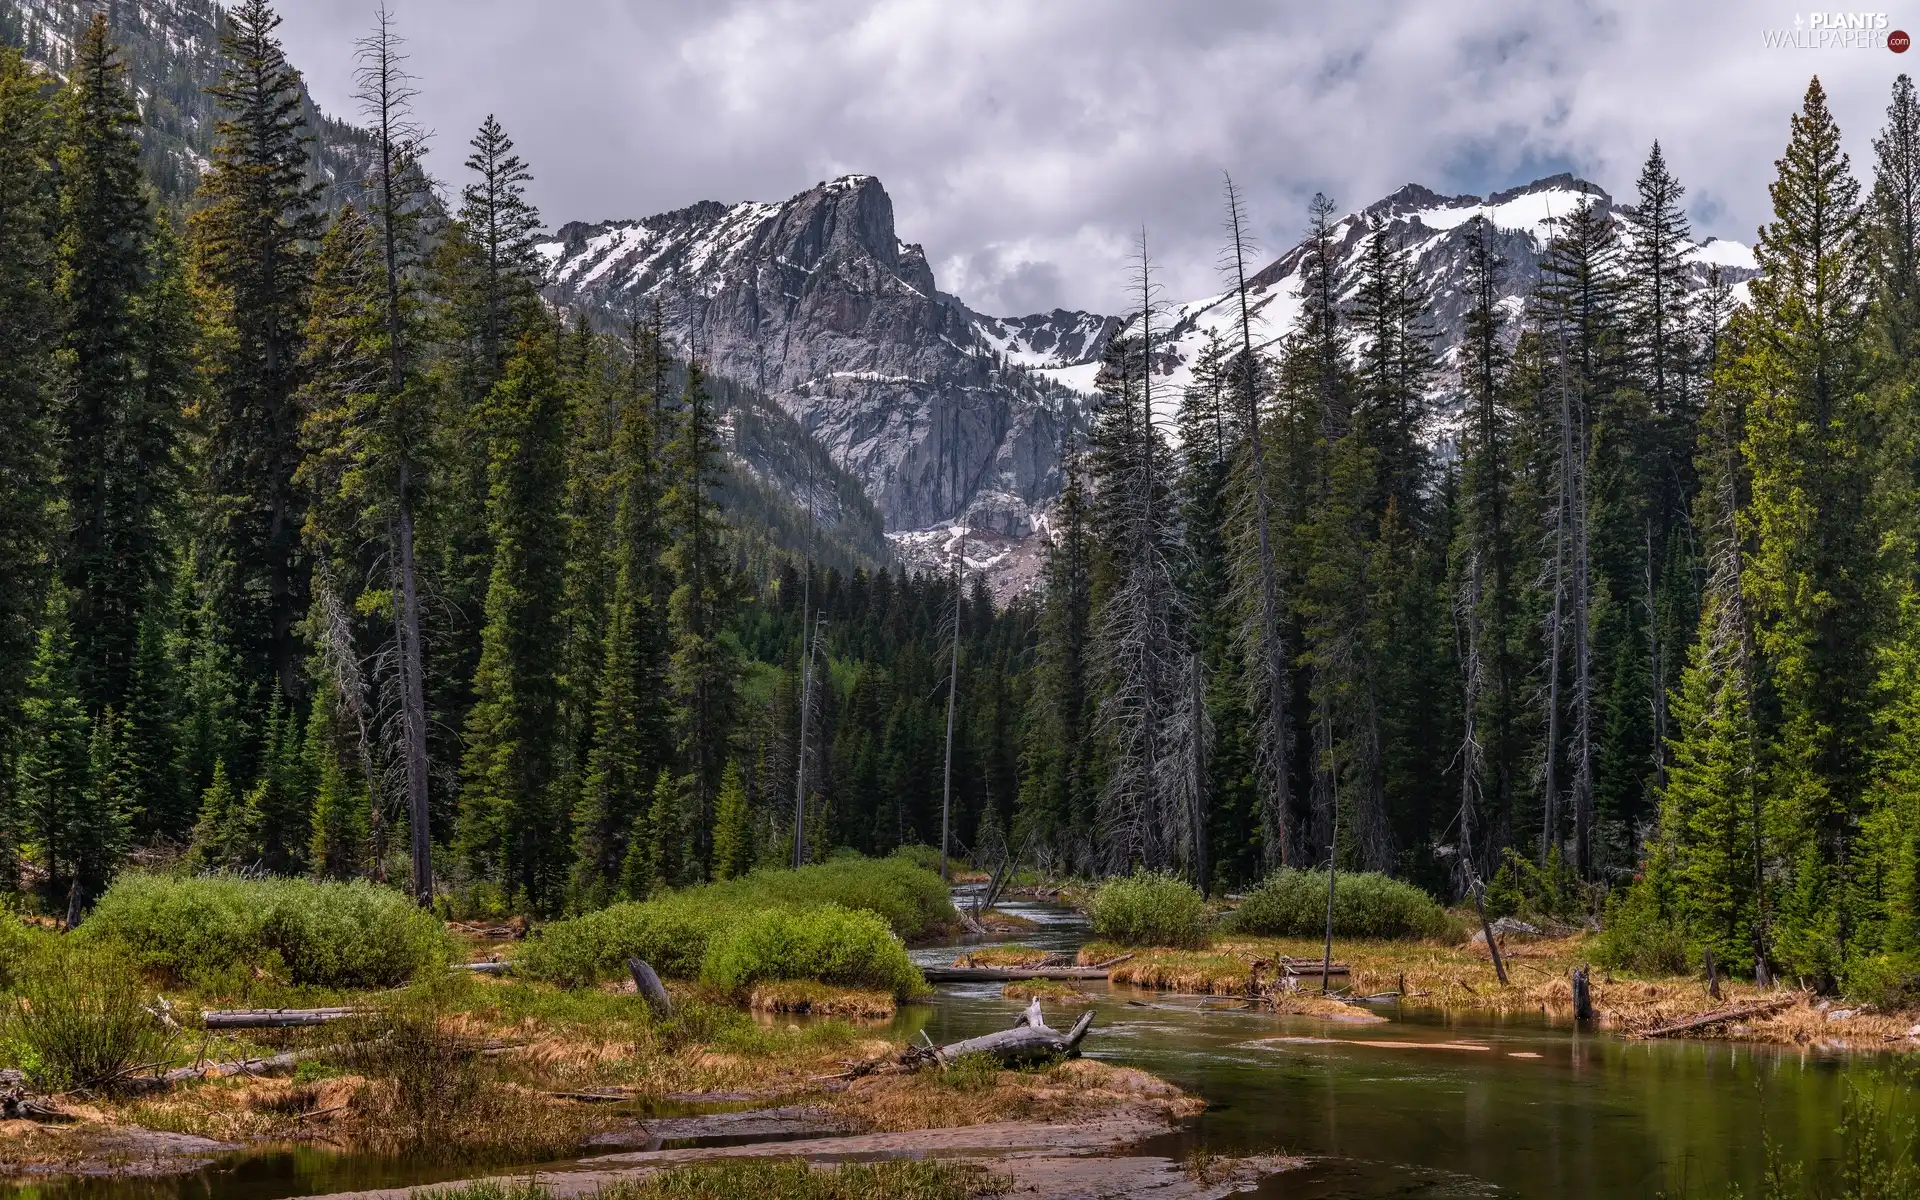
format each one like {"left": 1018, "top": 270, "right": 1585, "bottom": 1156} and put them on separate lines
{"left": 200, "top": 1008, "right": 365, "bottom": 1029}
{"left": 918, "top": 1009, "right": 1097, "bottom": 1068}
{"left": 452, "top": 960, "right": 512, "bottom": 975}
{"left": 923, "top": 964, "right": 1114, "bottom": 983}
{"left": 627, "top": 959, "right": 673, "bottom": 1016}
{"left": 1638, "top": 994, "right": 1798, "bottom": 1039}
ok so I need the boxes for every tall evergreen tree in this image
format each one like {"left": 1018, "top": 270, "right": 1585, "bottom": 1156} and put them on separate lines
{"left": 457, "top": 329, "right": 570, "bottom": 911}
{"left": 14, "top": 588, "right": 94, "bottom": 903}
{"left": 0, "top": 45, "right": 59, "bottom": 835}
{"left": 1738, "top": 77, "right": 1885, "bottom": 979}
{"left": 663, "top": 360, "right": 740, "bottom": 880}
{"left": 189, "top": 0, "right": 321, "bottom": 710}
{"left": 56, "top": 15, "right": 185, "bottom": 716}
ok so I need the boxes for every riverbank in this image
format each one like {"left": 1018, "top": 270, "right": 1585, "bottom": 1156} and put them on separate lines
{"left": 1069, "top": 932, "right": 1920, "bottom": 1048}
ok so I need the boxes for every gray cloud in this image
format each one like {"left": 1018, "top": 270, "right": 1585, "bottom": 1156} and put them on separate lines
{"left": 276, "top": 0, "right": 1913, "bottom": 313}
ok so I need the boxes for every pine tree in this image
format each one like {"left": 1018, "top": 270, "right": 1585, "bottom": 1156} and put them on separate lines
{"left": 1452, "top": 215, "right": 1522, "bottom": 885}
{"left": 457, "top": 329, "right": 571, "bottom": 912}
{"left": 14, "top": 588, "right": 91, "bottom": 902}
{"left": 189, "top": 759, "right": 247, "bottom": 870}
{"left": 1738, "top": 76, "right": 1885, "bottom": 979}
{"left": 189, "top": 0, "right": 321, "bottom": 708}
{"left": 1017, "top": 449, "right": 1096, "bottom": 859}
{"left": 306, "top": 682, "right": 368, "bottom": 880}
{"left": 664, "top": 361, "right": 740, "bottom": 879}
{"left": 80, "top": 706, "right": 132, "bottom": 900}
{"left": 56, "top": 14, "right": 184, "bottom": 716}
{"left": 456, "top": 114, "right": 543, "bottom": 385}
{"left": 121, "top": 604, "right": 186, "bottom": 839}
{"left": 0, "top": 45, "right": 59, "bottom": 838}
{"left": 573, "top": 317, "right": 670, "bottom": 903}
{"left": 711, "top": 761, "right": 751, "bottom": 880}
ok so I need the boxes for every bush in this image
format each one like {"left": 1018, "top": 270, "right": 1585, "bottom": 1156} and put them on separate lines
{"left": 83, "top": 873, "right": 451, "bottom": 988}
{"left": 5, "top": 941, "right": 176, "bottom": 1090}
{"left": 1844, "top": 953, "right": 1920, "bottom": 1009}
{"left": 1088, "top": 872, "right": 1211, "bottom": 948}
{"left": 700, "top": 905, "right": 925, "bottom": 998}
{"left": 1226, "top": 869, "right": 1449, "bottom": 940}
{"left": 517, "top": 856, "right": 957, "bottom": 989}
{"left": 1590, "top": 879, "right": 1691, "bottom": 975}
{"left": 514, "top": 894, "right": 733, "bottom": 988}
{"left": 706, "top": 857, "right": 957, "bottom": 940}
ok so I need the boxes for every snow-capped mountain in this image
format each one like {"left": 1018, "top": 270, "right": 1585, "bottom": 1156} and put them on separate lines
{"left": 1016, "top": 174, "right": 1759, "bottom": 433}
{"left": 539, "top": 175, "right": 1090, "bottom": 541}
{"left": 542, "top": 172, "right": 1758, "bottom": 594}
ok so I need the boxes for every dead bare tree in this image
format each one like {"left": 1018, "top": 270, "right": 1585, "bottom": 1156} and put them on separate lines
{"left": 1221, "top": 174, "right": 1292, "bottom": 868}
{"left": 355, "top": 5, "right": 433, "bottom": 905}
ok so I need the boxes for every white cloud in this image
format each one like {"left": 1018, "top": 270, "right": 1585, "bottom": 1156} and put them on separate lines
{"left": 274, "top": 0, "right": 1913, "bottom": 313}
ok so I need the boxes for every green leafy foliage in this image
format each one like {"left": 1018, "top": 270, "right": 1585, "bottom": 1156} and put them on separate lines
{"left": 1088, "top": 872, "right": 1211, "bottom": 948}
{"left": 517, "top": 856, "right": 953, "bottom": 988}
{"left": 82, "top": 872, "right": 450, "bottom": 986}
{"left": 3, "top": 938, "right": 175, "bottom": 1090}
{"left": 700, "top": 904, "right": 923, "bottom": 998}
{"left": 1590, "top": 872, "right": 1692, "bottom": 975}
{"left": 1226, "top": 869, "right": 1449, "bottom": 940}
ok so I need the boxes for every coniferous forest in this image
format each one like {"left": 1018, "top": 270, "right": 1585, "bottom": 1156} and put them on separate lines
{"left": 5, "top": 3, "right": 1920, "bottom": 997}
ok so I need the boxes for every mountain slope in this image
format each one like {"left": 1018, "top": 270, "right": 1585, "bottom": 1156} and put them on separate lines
{"left": 539, "top": 176, "right": 1088, "bottom": 540}
{"left": 1017, "top": 175, "right": 1759, "bottom": 434}
{"left": 1, "top": 0, "right": 374, "bottom": 206}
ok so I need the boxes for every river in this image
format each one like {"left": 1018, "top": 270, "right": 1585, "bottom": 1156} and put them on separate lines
{"left": 7, "top": 894, "right": 1907, "bottom": 1200}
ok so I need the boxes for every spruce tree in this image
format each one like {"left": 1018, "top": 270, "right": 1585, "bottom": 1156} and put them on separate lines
{"left": 573, "top": 317, "right": 670, "bottom": 904}
{"left": 664, "top": 361, "right": 740, "bottom": 879}
{"left": 0, "top": 45, "right": 59, "bottom": 832}
{"left": 15, "top": 588, "right": 95, "bottom": 904}
{"left": 56, "top": 14, "right": 184, "bottom": 715}
{"left": 711, "top": 761, "right": 751, "bottom": 880}
{"left": 457, "top": 329, "right": 571, "bottom": 912}
{"left": 189, "top": 0, "right": 321, "bottom": 709}
{"left": 1017, "top": 449, "right": 1096, "bottom": 858}
{"left": 1739, "top": 77, "right": 1884, "bottom": 979}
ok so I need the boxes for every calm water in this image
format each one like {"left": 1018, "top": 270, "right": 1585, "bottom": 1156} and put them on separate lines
{"left": 6, "top": 893, "right": 1907, "bottom": 1199}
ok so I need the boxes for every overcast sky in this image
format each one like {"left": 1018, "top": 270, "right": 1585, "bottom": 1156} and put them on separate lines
{"left": 275, "top": 1, "right": 1911, "bottom": 315}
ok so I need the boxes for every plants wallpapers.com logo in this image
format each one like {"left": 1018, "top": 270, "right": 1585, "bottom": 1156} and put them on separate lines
{"left": 1762, "top": 12, "right": 1910, "bottom": 49}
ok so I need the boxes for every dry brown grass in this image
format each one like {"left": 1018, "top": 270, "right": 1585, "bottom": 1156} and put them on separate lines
{"left": 828, "top": 1058, "right": 1202, "bottom": 1133}
{"left": 1078, "top": 934, "right": 1920, "bottom": 1048}
{"left": 747, "top": 982, "right": 896, "bottom": 1020}
{"left": 999, "top": 980, "right": 1094, "bottom": 1007}
{"left": 953, "top": 946, "right": 1057, "bottom": 968}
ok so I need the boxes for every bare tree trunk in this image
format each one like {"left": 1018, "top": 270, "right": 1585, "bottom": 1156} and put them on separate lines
{"left": 941, "top": 529, "right": 962, "bottom": 882}
{"left": 793, "top": 565, "right": 813, "bottom": 869}
{"left": 396, "top": 490, "right": 432, "bottom": 904}
{"left": 356, "top": 6, "right": 431, "bottom": 905}
{"left": 1223, "top": 175, "right": 1291, "bottom": 868}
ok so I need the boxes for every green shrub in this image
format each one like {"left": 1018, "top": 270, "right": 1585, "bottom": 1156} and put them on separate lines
{"left": 5, "top": 941, "right": 176, "bottom": 1090}
{"left": 706, "top": 857, "right": 957, "bottom": 940}
{"left": 700, "top": 905, "right": 925, "bottom": 998}
{"left": 517, "top": 856, "right": 956, "bottom": 989}
{"left": 1226, "top": 869, "right": 1449, "bottom": 940}
{"left": 514, "top": 894, "right": 733, "bottom": 988}
{"left": 1088, "top": 872, "right": 1211, "bottom": 948}
{"left": 1844, "top": 953, "right": 1920, "bottom": 1009}
{"left": 83, "top": 873, "right": 450, "bottom": 988}
{"left": 1590, "top": 878, "right": 1691, "bottom": 975}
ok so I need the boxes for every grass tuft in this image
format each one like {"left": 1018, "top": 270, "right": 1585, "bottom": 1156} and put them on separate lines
{"left": 3, "top": 939, "right": 176, "bottom": 1091}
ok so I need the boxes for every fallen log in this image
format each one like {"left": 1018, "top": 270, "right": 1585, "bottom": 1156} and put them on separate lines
{"left": 201, "top": 1008, "right": 365, "bottom": 1029}
{"left": 116, "top": 1051, "right": 311, "bottom": 1093}
{"left": 924, "top": 963, "right": 1126, "bottom": 983}
{"left": 930, "top": 1009, "right": 1096, "bottom": 1067}
{"left": 452, "top": 961, "right": 512, "bottom": 975}
{"left": 1638, "top": 995, "right": 1798, "bottom": 1039}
